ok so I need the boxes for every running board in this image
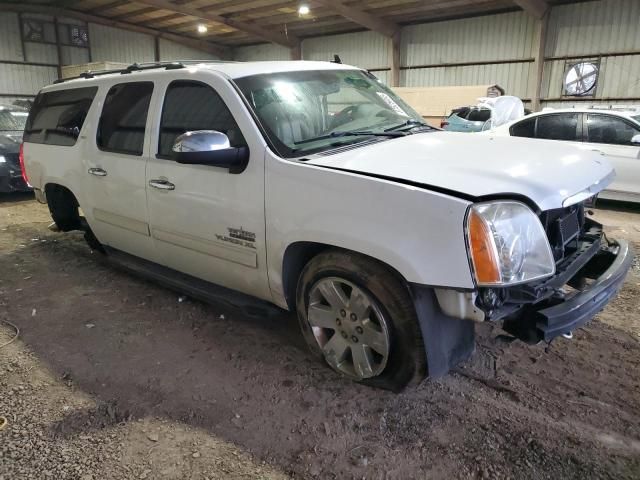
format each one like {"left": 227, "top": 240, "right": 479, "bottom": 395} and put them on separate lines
{"left": 102, "top": 247, "right": 283, "bottom": 319}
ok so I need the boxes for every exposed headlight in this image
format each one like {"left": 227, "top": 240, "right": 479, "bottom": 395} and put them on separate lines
{"left": 465, "top": 201, "right": 555, "bottom": 286}
{"left": 0, "top": 155, "right": 5, "bottom": 163}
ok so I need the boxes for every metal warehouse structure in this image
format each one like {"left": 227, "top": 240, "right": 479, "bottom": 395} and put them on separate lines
{"left": 0, "top": 0, "right": 639, "bottom": 111}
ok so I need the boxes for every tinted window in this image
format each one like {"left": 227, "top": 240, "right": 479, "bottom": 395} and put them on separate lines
{"left": 466, "top": 108, "right": 491, "bottom": 122}
{"left": 158, "top": 81, "right": 245, "bottom": 158}
{"left": 586, "top": 114, "right": 640, "bottom": 146}
{"left": 97, "top": 82, "right": 153, "bottom": 156}
{"left": 510, "top": 117, "right": 536, "bottom": 137}
{"left": 536, "top": 114, "right": 580, "bottom": 141}
{"left": 451, "top": 107, "right": 470, "bottom": 119}
{"left": 24, "top": 87, "right": 97, "bottom": 146}
{"left": 0, "top": 109, "right": 28, "bottom": 132}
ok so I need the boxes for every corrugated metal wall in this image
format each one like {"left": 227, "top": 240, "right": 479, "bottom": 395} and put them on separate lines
{"left": 541, "top": 0, "right": 640, "bottom": 107}
{"left": 88, "top": 24, "right": 155, "bottom": 64}
{"left": 0, "top": 13, "right": 220, "bottom": 101}
{"left": 234, "top": 43, "right": 291, "bottom": 62}
{"left": 303, "top": 31, "right": 391, "bottom": 69}
{"left": 0, "top": 0, "right": 638, "bottom": 107}
{"left": 400, "top": 11, "right": 535, "bottom": 98}
{"left": 0, "top": 13, "right": 22, "bottom": 62}
{"left": 402, "top": 11, "right": 536, "bottom": 65}
{"left": 158, "top": 38, "right": 220, "bottom": 61}
{"left": 231, "top": 0, "right": 639, "bottom": 108}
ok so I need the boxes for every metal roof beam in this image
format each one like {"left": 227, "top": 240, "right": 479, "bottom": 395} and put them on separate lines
{"left": 313, "top": 0, "right": 399, "bottom": 38}
{"left": 89, "top": 0, "right": 130, "bottom": 15}
{"left": 513, "top": 0, "right": 549, "bottom": 19}
{"left": 131, "top": 0, "right": 299, "bottom": 48}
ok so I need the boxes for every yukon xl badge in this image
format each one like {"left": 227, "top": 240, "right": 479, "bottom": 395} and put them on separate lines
{"left": 216, "top": 227, "right": 256, "bottom": 249}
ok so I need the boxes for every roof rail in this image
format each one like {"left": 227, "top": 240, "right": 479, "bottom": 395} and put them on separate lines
{"left": 53, "top": 59, "right": 239, "bottom": 84}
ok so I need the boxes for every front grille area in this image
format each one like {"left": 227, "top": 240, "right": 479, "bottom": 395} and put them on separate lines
{"left": 539, "top": 202, "right": 586, "bottom": 262}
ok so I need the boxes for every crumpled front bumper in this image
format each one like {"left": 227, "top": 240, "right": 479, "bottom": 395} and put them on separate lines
{"left": 504, "top": 239, "right": 633, "bottom": 343}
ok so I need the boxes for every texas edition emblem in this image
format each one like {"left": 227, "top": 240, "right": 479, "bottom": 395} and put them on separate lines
{"left": 215, "top": 227, "right": 256, "bottom": 249}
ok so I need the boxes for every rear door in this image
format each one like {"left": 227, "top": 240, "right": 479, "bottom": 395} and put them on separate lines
{"left": 83, "top": 81, "right": 156, "bottom": 260}
{"left": 145, "top": 76, "right": 270, "bottom": 301}
{"left": 585, "top": 113, "right": 640, "bottom": 197}
{"left": 534, "top": 113, "right": 583, "bottom": 145}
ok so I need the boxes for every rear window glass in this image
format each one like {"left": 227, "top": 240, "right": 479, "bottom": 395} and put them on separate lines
{"left": 510, "top": 117, "right": 536, "bottom": 137}
{"left": 0, "top": 109, "right": 28, "bottom": 131}
{"left": 24, "top": 87, "right": 97, "bottom": 146}
{"left": 536, "top": 114, "right": 580, "bottom": 141}
{"left": 451, "top": 107, "right": 470, "bottom": 119}
{"left": 97, "top": 82, "right": 154, "bottom": 156}
{"left": 466, "top": 109, "right": 491, "bottom": 122}
{"left": 586, "top": 114, "right": 640, "bottom": 146}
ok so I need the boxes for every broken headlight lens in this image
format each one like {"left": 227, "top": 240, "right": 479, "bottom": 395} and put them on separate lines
{"left": 466, "top": 201, "right": 555, "bottom": 286}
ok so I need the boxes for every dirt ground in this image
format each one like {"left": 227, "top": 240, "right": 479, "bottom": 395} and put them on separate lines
{"left": 1, "top": 192, "right": 640, "bottom": 480}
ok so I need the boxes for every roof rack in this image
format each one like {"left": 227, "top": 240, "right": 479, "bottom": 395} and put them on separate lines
{"left": 53, "top": 60, "right": 238, "bottom": 84}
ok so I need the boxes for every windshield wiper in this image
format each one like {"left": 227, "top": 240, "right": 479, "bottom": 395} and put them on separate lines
{"left": 294, "top": 130, "right": 405, "bottom": 146}
{"left": 384, "top": 119, "right": 432, "bottom": 132}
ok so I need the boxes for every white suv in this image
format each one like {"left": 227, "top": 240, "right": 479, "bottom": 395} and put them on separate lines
{"left": 487, "top": 108, "right": 640, "bottom": 202}
{"left": 21, "top": 61, "right": 632, "bottom": 390}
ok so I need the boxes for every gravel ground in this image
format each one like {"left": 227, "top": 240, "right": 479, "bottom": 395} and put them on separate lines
{"left": 1, "top": 193, "right": 640, "bottom": 479}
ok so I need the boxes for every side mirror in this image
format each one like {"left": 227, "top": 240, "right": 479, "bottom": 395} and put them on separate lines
{"left": 631, "top": 134, "right": 640, "bottom": 145}
{"left": 171, "top": 130, "right": 249, "bottom": 173}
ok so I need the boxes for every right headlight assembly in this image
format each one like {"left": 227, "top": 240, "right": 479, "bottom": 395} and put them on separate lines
{"left": 465, "top": 201, "right": 555, "bottom": 286}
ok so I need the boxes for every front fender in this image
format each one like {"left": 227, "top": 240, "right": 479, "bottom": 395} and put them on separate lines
{"left": 265, "top": 155, "right": 475, "bottom": 307}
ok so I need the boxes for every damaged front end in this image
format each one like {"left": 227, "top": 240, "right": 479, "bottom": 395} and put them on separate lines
{"left": 476, "top": 205, "right": 632, "bottom": 343}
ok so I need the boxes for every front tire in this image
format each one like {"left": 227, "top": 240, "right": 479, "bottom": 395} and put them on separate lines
{"left": 296, "top": 250, "right": 426, "bottom": 391}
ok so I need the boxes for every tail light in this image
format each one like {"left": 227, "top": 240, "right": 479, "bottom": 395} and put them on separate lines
{"left": 440, "top": 120, "right": 449, "bottom": 128}
{"left": 19, "top": 142, "right": 30, "bottom": 186}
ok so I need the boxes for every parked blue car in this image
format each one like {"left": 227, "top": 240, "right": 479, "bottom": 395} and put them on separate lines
{"left": 441, "top": 106, "right": 492, "bottom": 132}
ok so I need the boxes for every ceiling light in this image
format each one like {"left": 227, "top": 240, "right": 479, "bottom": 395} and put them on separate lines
{"left": 197, "top": 24, "right": 208, "bottom": 33}
{"left": 298, "top": 4, "right": 310, "bottom": 15}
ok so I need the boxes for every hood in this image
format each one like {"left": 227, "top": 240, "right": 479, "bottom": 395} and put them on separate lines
{"left": 0, "top": 132, "right": 21, "bottom": 154}
{"left": 306, "top": 131, "right": 614, "bottom": 211}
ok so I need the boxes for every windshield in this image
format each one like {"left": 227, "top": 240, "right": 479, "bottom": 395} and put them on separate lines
{"left": 234, "top": 70, "right": 425, "bottom": 157}
{"left": 0, "top": 109, "right": 28, "bottom": 132}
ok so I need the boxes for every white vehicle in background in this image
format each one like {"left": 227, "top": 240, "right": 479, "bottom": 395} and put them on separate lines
{"left": 21, "top": 61, "right": 632, "bottom": 391}
{"left": 487, "top": 107, "right": 640, "bottom": 202}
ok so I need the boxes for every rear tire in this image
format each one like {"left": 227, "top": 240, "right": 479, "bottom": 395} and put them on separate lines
{"left": 296, "top": 250, "right": 426, "bottom": 392}
{"left": 46, "top": 186, "right": 81, "bottom": 232}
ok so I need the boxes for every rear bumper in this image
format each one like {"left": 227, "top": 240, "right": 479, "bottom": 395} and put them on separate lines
{"left": 504, "top": 239, "right": 632, "bottom": 342}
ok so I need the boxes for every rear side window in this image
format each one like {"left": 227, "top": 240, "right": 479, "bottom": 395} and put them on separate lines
{"left": 586, "top": 114, "right": 640, "bottom": 146}
{"left": 466, "top": 109, "right": 491, "bottom": 122}
{"left": 536, "top": 114, "right": 580, "bottom": 141}
{"left": 510, "top": 117, "right": 536, "bottom": 137}
{"left": 24, "top": 87, "right": 97, "bottom": 146}
{"left": 97, "top": 82, "right": 154, "bottom": 156}
{"left": 158, "top": 80, "right": 245, "bottom": 158}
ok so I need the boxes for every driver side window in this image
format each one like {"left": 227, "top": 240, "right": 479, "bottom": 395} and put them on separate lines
{"left": 586, "top": 114, "right": 640, "bottom": 146}
{"left": 157, "top": 80, "right": 245, "bottom": 159}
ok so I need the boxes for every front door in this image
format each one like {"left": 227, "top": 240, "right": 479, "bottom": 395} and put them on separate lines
{"left": 84, "top": 81, "right": 156, "bottom": 260}
{"left": 585, "top": 113, "right": 640, "bottom": 197}
{"left": 145, "top": 76, "right": 270, "bottom": 301}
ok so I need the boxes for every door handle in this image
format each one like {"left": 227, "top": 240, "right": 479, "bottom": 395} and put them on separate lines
{"left": 88, "top": 167, "right": 107, "bottom": 177}
{"left": 149, "top": 179, "right": 175, "bottom": 191}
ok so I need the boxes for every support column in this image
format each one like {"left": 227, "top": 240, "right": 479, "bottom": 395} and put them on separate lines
{"left": 154, "top": 35, "right": 160, "bottom": 62}
{"left": 290, "top": 42, "right": 302, "bottom": 61}
{"left": 390, "top": 31, "right": 401, "bottom": 87}
{"left": 53, "top": 16, "right": 63, "bottom": 79}
{"left": 531, "top": 10, "right": 549, "bottom": 111}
